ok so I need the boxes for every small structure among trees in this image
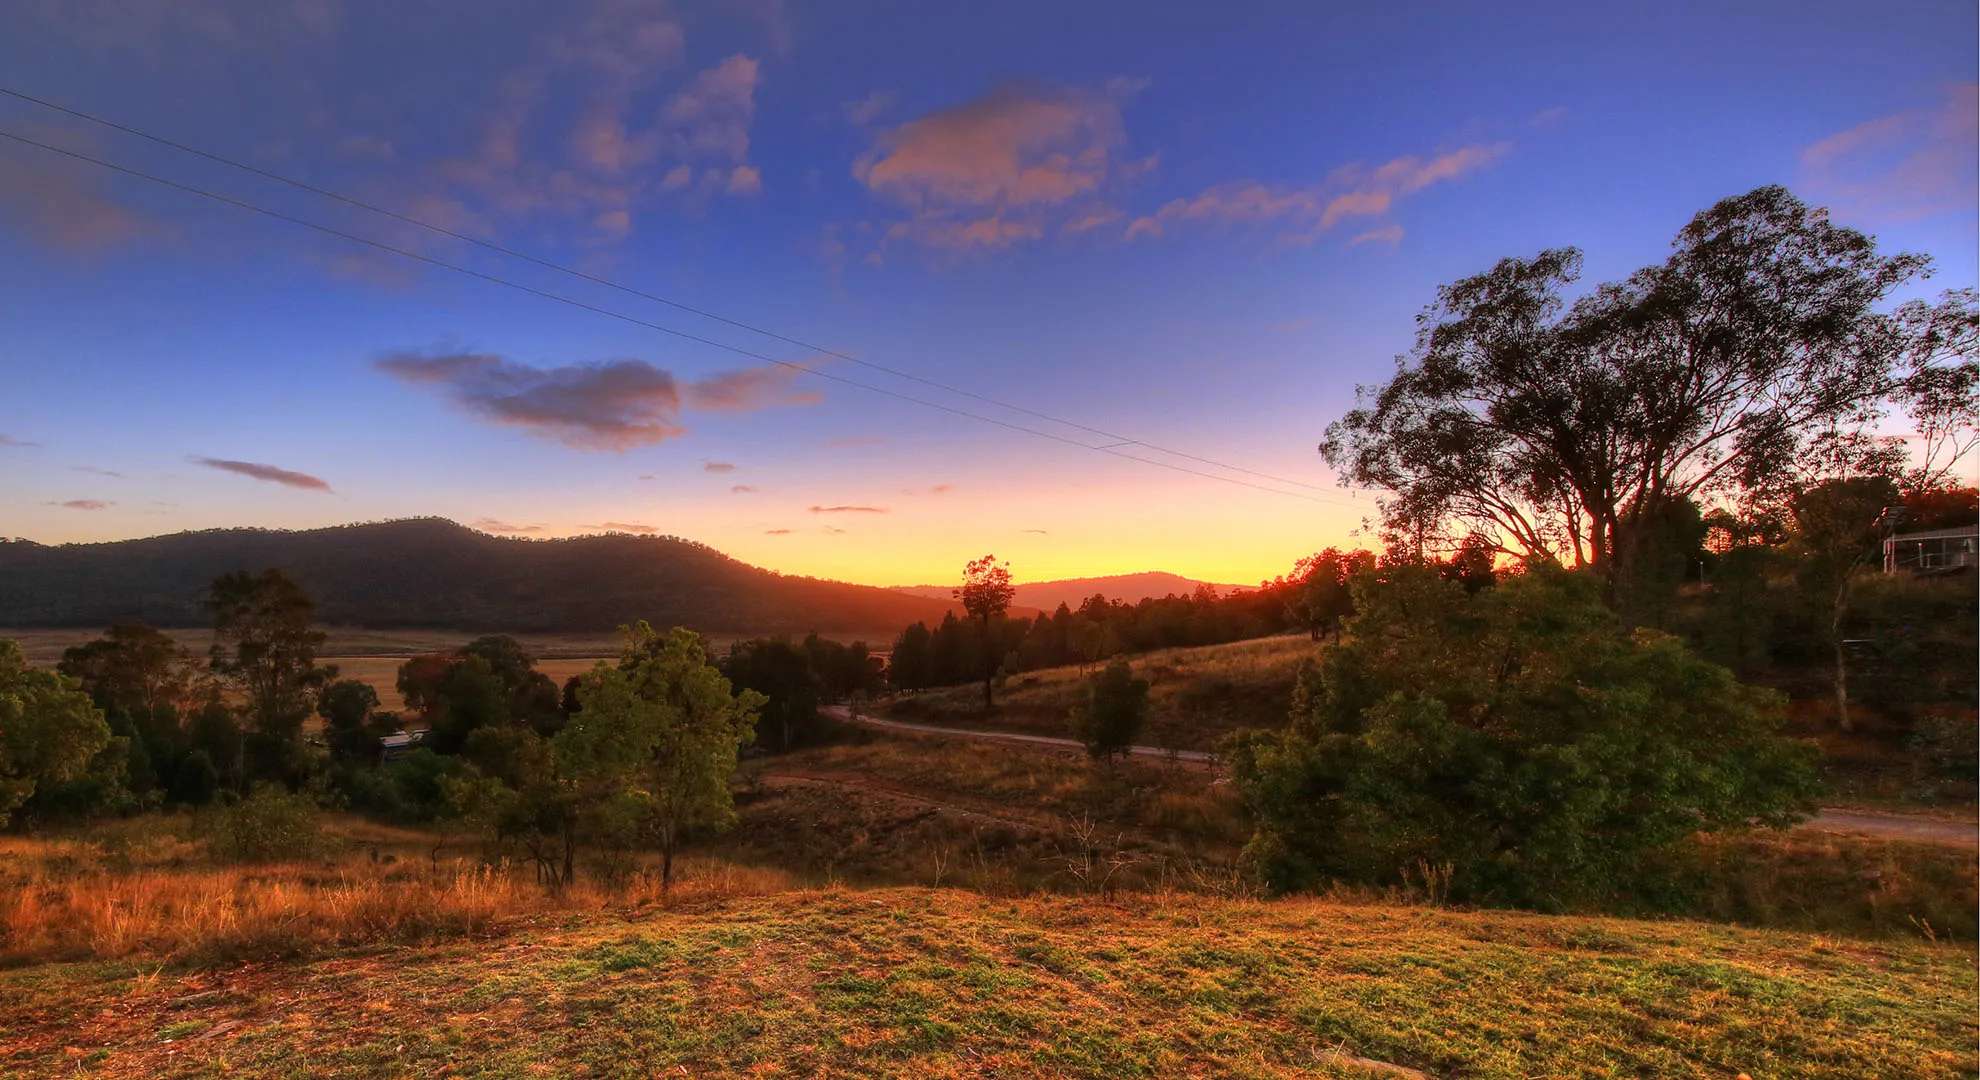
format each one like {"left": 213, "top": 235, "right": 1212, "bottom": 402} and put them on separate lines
{"left": 1883, "top": 524, "right": 1978, "bottom": 574}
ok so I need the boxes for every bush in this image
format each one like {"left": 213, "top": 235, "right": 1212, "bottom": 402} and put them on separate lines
{"left": 1225, "top": 565, "right": 1823, "bottom": 909}
{"left": 1068, "top": 660, "right": 1149, "bottom": 762}
{"left": 204, "top": 784, "right": 321, "bottom": 862}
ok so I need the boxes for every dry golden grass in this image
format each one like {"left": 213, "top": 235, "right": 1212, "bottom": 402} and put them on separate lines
{"left": 888, "top": 634, "right": 1321, "bottom": 750}
{"left": 5, "top": 886, "right": 1972, "bottom": 1079}
{"left": 0, "top": 823, "right": 793, "bottom": 967}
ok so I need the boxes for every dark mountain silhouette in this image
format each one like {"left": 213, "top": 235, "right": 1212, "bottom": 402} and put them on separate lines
{"left": 890, "top": 571, "right": 1251, "bottom": 613}
{"left": 0, "top": 518, "right": 962, "bottom": 635}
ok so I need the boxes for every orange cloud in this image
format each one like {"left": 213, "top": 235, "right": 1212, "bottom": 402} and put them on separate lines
{"left": 47, "top": 499, "right": 113, "bottom": 510}
{"left": 855, "top": 81, "right": 1134, "bottom": 251}
{"left": 810, "top": 505, "right": 888, "bottom": 514}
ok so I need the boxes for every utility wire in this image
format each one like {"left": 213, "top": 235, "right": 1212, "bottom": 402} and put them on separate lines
{"left": 0, "top": 127, "right": 1362, "bottom": 506}
{"left": 0, "top": 85, "right": 1342, "bottom": 496}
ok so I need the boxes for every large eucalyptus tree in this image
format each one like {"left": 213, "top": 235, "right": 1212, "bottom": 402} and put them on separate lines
{"left": 1323, "top": 186, "right": 1977, "bottom": 592}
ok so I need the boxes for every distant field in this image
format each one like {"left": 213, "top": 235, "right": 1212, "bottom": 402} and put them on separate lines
{"left": 2, "top": 624, "right": 903, "bottom": 667}
{"left": 886, "top": 633, "right": 1320, "bottom": 751}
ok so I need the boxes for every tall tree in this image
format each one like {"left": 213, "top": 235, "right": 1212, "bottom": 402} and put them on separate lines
{"left": 58, "top": 622, "right": 210, "bottom": 720}
{"left": 1322, "top": 186, "right": 1971, "bottom": 596}
{"left": 955, "top": 555, "right": 1015, "bottom": 706}
{"left": 583, "top": 624, "right": 762, "bottom": 881}
{"left": 206, "top": 570, "right": 335, "bottom": 783}
{"left": 1789, "top": 475, "right": 1905, "bottom": 731}
{"left": 0, "top": 640, "right": 112, "bottom": 826}
{"left": 723, "top": 637, "right": 824, "bottom": 752}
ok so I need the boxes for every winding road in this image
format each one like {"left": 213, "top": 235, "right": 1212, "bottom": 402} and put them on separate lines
{"left": 820, "top": 705, "right": 1978, "bottom": 848}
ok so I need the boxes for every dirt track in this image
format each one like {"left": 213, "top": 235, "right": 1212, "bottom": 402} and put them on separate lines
{"left": 824, "top": 706, "right": 1978, "bottom": 848}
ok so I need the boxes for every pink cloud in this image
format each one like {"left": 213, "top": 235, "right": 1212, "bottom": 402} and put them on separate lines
{"left": 1802, "top": 84, "right": 1978, "bottom": 221}
{"left": 1349, "top": 224, "right": 1404, "bottom": 246}
{"left": 472, "top": 517, "right": 545, "bottom": 534}
{"left": 194, "top": 457, "right": 334, "bottom": 492}
{"left": 684, "top": 366, "right": 821, "bottom": 412}
{"left": 1127, "top": 142, "right": 1506, "bottom": 246}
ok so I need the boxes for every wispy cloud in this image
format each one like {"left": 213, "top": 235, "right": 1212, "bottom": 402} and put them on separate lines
{"left": 472, "top": 517, "right": 545, "bottom": 534}
{"left": 810, "top": 504, "right": 888, "bottom": 514}
{"left": 1127, "top": 142, "right": 1507, "bottom": 245}
{"left": 71, "top": 465, "right": 123, "bottom": 478}
{"left": 194, "top": 457, "right": 333, "bottom": 492}
{"left": 731, "top": 484, "right": 757, "bottom": 494}
{"left": 46, "top": 499, "right": 113, "bottom": 510}
{"left": 0, "top": 138, "right": 159, "bottom": 253}
{"left": 704, "top": 461, "right": 737, "bottom": 473}
{"left": 826, "top": 436, "right": 884, "bottom": 447}
{"left": 842, "top": 90, "right": 899, "bottom": 127}
{"left": 1802, "top": 84, "right": 1977, "bottom": 221}
{"left": 765, "top": 528, "right": 794, "bottom": 535}
{"left": 0, "top": 434, "right": 40, "bottom": 448}
{"left": 686, "top": 366, "right": 821, "bottom": 412}
{"left": 1022, "top": 528, "right": 1049, "bottom": 534}
{"left": 1349, "top": 224, "right": 1404, "bottom": 247}
{"left": 597, "top": 521, "right": 657, "bottom": 534}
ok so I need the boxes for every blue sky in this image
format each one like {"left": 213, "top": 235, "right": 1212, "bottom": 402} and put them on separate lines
{"left": 0, "top": 0, "right": 1973, "bottom": 586}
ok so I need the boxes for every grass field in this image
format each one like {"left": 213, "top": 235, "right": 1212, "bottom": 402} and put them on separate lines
{"left": 886, "top": 634, "right": 1320, "bottom": 752}
{"left": 4, "top": 881, "right": 1973, "bottom": 1079}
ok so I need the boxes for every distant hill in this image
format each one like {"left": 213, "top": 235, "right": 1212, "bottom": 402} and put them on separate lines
{"left": 0, "top": 518, "right": 961, "bottom": 636}
{"left": 891, "top": 571, "right": 1252, "bottom": 614}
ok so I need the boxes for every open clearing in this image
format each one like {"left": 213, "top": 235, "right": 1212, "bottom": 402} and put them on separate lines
{"left": 887, "top": 634, "right": 1319, "bottom": 752}
{"left": 4, "top": 888, "right": 1972, "bottom": 1080}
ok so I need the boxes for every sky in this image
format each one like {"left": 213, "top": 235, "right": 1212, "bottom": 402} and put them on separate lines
{"left": 0, "top": 0, "right": 1974, "bottom": 588}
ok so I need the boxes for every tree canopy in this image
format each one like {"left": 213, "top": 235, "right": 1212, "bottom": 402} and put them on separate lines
{"left": 1225, "top": 565, "right": 1821, "bottom": 907}
{"left": 0, "top": 640, "right": 111, "bottom": 826}
{"left": 1322, "top": 186, "right": 1977, "bottom": 589}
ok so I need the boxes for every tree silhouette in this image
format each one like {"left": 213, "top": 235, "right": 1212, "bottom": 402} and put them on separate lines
{"left": 1323, "top": 186, "right": 1974, "bottom": 600}
{"left": 955, "top": 555, "right": 1015, "bottom": 706}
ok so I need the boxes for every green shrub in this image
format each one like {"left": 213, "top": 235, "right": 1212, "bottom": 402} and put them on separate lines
{"left": 1225, "top": 565, "right": 1823, "bottom": 909}
{"left": 1068, "top": 660, "right": 1149, "bottom": 762}
{"left": 204, "top": 784, "right": 321, "bottom": 862}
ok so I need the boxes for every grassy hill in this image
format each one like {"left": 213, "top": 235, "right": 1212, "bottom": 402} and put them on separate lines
{"left": 888, "top": 634, "right": 1319, "bottom": 752}
{"left": 0, "top": 518, "right": 959, "bottom": 635}
{"left": 5, "top": 881, "right": 1970, "bottom": 1078}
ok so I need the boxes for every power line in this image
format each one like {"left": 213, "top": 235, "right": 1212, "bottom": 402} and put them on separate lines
{"left": 0, "top": 85, "right": 1343, "bottom": 496}
{"left": 0, "top": 126, "right": 1365, "bottom": 507}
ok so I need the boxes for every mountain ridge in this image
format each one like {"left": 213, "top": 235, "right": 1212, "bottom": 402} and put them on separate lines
{"left": 0, "top": 518, "right": 962, "bottom": 635}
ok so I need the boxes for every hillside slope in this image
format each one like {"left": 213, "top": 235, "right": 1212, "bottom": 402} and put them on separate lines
{"left": 892, "top": 570, "right": 1252, "bottom": 611}
{"left": 0, "top": 518, "right": 958, "bottom": 634}
{"left": 5, "top": 887, "right": 1968, "bottom": 1079}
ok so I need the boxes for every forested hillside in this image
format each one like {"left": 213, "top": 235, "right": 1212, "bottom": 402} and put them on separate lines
{"left": 0, "top": 518, "right": 957, "bottom": 633}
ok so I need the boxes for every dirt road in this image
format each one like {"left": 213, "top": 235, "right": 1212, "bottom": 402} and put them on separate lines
{"left": 823, "top": 706, "right": 1977, "bottom": 847}
{"left": 819, "top": 705, "right": 1217, "bottom": 764}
